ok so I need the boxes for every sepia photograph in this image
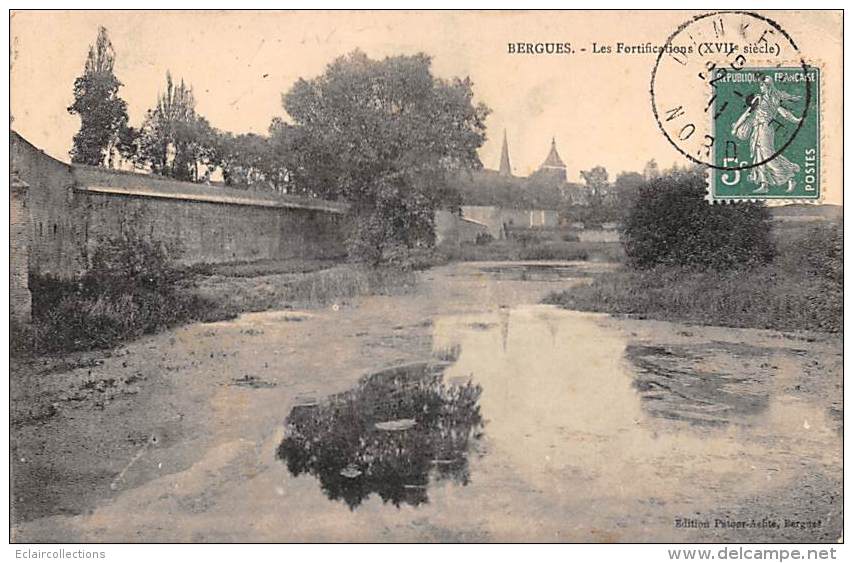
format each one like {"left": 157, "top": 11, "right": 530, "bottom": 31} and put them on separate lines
{"left": 7, "top": 8, "right": 844, "bottom": 547}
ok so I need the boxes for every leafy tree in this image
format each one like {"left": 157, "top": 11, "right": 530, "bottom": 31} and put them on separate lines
{"left": 580, "top": 165, "right": 609, "bottom": 197}
{"left": 623, "top": 168, "right": 774, "bottom": 270}
{"left": 115, "top": 124, "right": 141, "bottom": 165}
{"left": 571, "top": 165, "right": 613, "bottom": 225}
{"left": 214, "top": 132, "right": 274, "bottom": 188}
{"left": 453, "top": 170, "right": 562, "bottom": 209}
{"left": 610, "top": 171, "right": 645, "bottom": 217}
{"left": 67, "top": 26, "right": 129, "bottom": 167}
{"left": 614, "top": 171, "right": 645, "bottom": 192}
{"left": 279, "top": 50, "right": 490, "bottom": 263}
{"left": 134, "top": 72, "right": 217, "bottom": 181}
{"left": 263, "top": 118, "right": 298, "bottom": 193}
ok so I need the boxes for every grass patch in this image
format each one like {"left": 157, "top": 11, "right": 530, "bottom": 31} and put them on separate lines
{"left": 193, "top": 264, "right": 417, "bottom": 314}
{"left": 13, "top": 276, "right": 230, "bottom": 356}
{"left": 441, "top": 240, "right": 624, "bottom": 262}
{"left": 12, "top": 231, "right": 423, "bottom": 358}
{"left": 543, "top": 221, "right": 842, "bottom": 333}
{"left": 187, "top": 258, "right": 339, "bottom": 278}
{"left": 12, "top": 236, "right": 234, "bottom": 357}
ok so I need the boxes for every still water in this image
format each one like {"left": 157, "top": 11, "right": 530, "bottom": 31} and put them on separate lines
{"left": 12, "top": 263, "right": 840, "bottom": 542}
{"left": 273, "top": 265, "right": 839, "bottom": 541}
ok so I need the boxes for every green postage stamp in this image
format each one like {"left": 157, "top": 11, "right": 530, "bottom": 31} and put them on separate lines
{"left": 709, "top": 67, "right": 821, "bottom": 201}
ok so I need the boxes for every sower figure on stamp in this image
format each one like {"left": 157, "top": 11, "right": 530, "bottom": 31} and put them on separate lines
{"left": 731, "top": 75, "right": 802, "bottom": 193}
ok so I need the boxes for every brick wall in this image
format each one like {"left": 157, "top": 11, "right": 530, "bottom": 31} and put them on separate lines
{"left": 10, "top": 174, "right": 31, "bottom": 322}
{"left": 81, "top": 192, "right": 345, "bottom": 265}
{"left": 11, "top": 132, "right": 84, "bottom": 279}
{"left": 10, "top": 131, "right": 348, "bottom": 321}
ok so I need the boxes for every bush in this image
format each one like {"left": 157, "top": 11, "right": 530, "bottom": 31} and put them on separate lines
{"left": 544, "top": 219, "right": 841, "bottom": 333}
{"left": 20, "top": 235, "right": 228, "bottom": 355}
{"left": 543, "top": 264, "right": 841, "bottom": 333}
{"left": 378, "top": 244, "right": 445, "bottom": 271}
{"left": 623, "top": 169, "right": 775, "bottom": 270}
{"left": 344, "top": 191, "right": 441, "bottom": 267}
{"left": 508, "top": 230, "right": 543, "bottom": 247}
{"left": 797, "top": 223, "right": 842, "bottom": 285}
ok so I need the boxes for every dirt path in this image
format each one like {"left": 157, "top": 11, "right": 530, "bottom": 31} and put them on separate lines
{"left": 10, "top": 262, "right": 842, "bottom": 542}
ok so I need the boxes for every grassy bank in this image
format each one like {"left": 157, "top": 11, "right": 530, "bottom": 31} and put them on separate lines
{"left": 441, "top": 239, "right": 624, "bottom": 262}
{"left": 13, "top": 273, "right": 231, "bottom": 357}
{"left": 13, "top": 264, "right": 416, "bottom": 357}
{"left": 12, "top": 235, "right": 416, "bottom": 358}
{"left": 544, "top": 222, "right": 842, "bottom": 333}
{"left": 187, "top": 257, "right": 338, "bottom": 278}
{"left": 193, "top": 264, "right": 417, "bottom": 315}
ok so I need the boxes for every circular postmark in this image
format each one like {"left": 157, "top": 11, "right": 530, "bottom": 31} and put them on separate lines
{"left": 650, "top": 11, "right": 814, "bottom": 172}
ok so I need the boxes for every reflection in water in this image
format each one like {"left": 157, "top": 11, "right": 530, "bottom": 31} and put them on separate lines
{"left": 277, "top": 362, "right": 484, "bottom": 509}
{"left": 627, "top": 344, "right": 769, "bottom": 426}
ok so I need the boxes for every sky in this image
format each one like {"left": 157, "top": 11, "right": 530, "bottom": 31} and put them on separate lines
{"left": 10, "top": 10, "right": 842, "bottom": 202}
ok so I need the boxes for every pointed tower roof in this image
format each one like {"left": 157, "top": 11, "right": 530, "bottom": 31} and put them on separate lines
{"left": 499, "top": 129, "right": 512, "bottom": 176}
{"left": 541, "top": 137, "right": 566, "bottom": 169}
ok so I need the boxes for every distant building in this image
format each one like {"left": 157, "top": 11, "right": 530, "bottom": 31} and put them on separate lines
{"left": 537, "top": 137, "right": 567, "bottom": 183}
{"left": 498, "top": 129, "right": 512, "bottom": 177}
{"left": 440, "top": 134, "right": 579, "bottom": 239}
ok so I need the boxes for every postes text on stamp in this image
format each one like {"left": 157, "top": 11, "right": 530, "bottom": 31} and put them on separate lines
{"left": 709, "top": 67, "right": 820, "bottom": 201}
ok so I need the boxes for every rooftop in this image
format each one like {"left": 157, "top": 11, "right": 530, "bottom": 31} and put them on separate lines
{"left": 540, "top": 138, "right": 566, "bottom": 170}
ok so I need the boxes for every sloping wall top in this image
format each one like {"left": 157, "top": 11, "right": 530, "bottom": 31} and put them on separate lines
{"left": 11, "top": 130, "right": 348, "bottom": 214}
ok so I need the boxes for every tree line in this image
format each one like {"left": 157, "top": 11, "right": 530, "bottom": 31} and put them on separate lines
{"left": 68, "top": 27, "right": 490, "bottom": 262}
{"left": 69, "top": 28, "right": 293, "bottom": 191}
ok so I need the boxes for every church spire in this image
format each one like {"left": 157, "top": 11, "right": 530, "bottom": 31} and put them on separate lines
{"left": 537, "top": 136, "right": 567, "bottom": 183}
{"left": 541, "top": 137, "right": 566, "bottom": 169}
{"left": 499, "top": 129, "right": 512, "bottom": 176}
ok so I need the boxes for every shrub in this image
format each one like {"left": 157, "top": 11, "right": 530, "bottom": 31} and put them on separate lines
{"left": 82, "top": 235, "right": 181, "bottom": 296}
{"left": 797, "top": 222, "right": 842, "bottom": 285}
{"left": 378, "top": 244, "right": 445, "bottom": 271}
{"left": 20, "top": 235, "right": 228, "bottom": 355}
{"left": 344, "top": 192, "right": 440, "bottom": 267}
{"left": 543, "top": 263, "right": 841, "bottom": 333}
{"left": 509, "top": 230, "right": 542, "bottom": 247}
{"left": 623, "top": 169, "right": 775, "bottom": 270}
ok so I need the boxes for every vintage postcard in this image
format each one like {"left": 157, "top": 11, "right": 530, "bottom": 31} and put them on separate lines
{"left": 8, "top": 9, "right": 843, "bottom": 546}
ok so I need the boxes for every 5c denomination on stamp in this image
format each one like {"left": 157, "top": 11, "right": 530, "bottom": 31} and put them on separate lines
{"left": 710, "top": 67, "right": 820, "bottom": 200}
{"left": 649, "top": 11, "right": 820, "bottom": 202}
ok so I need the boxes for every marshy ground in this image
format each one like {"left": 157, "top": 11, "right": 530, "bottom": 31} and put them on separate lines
{"left": 10, "top": 261, "right": 842, "bottom": 542}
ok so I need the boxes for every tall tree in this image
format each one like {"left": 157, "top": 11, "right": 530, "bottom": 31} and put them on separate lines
{"left": 67, "top": 26, "right": 129, "bottom": 166}
{"left": 614, "top": 171, "right": 645, "bottom": 192}
{"left": 135, "top": 73, "right": 216, "bottom": 181}
{"left": 279, "top": 50, "right": 490, "bottom": 262}
{"left": 581, "top": 166, "right": 609, "bottom": 197}
{"left": 214, "top": 132, "right": 280, "bottom": 189}
{"left": 573, "top": 166, "right": 612, "bottom": 225}
{"left": 610, "top": 171, "right": 646, "bottom": 219}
